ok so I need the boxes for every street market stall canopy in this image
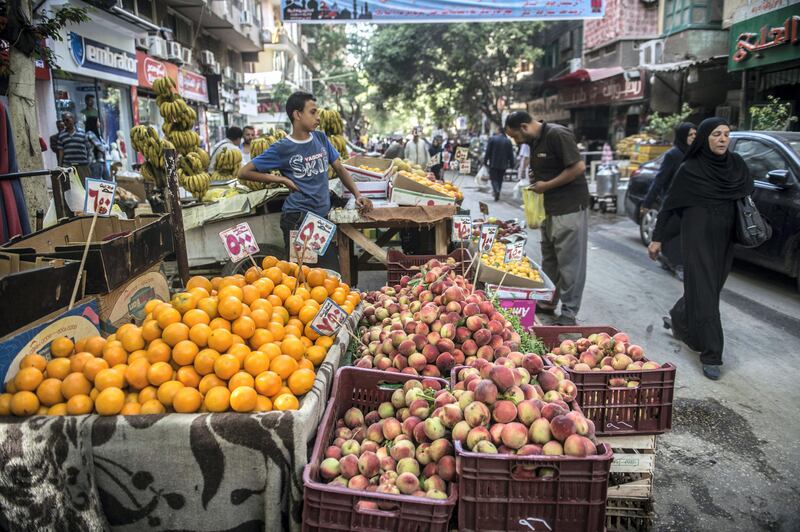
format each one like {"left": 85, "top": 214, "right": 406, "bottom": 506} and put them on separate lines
{"left": 545, "top": 66, "right": 625, "bottom": 86}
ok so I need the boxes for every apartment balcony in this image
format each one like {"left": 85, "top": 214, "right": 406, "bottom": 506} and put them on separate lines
{"left": 163, "top": 0, "right": 262, "bottom": 52}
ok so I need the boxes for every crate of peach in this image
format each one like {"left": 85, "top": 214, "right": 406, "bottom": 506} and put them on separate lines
{"left": 302, "top": 367, "right": 456, "bottom": 532}
{"left": 450, "top": 359, "right": 613, "bottom": 532}
{"left": 0, "top": 257, "right": 360, "bottom": 417}
{"left": 534, "top": 326, "right": 676, "bottom": 436}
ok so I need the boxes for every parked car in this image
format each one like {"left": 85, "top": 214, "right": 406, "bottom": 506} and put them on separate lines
{"left": 624, "top": 131, "right": 800, "bottom": 289}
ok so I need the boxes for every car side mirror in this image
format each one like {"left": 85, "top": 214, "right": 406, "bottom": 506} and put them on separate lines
{"left": 766, "top": 169, "right": 791, "bottom": 187}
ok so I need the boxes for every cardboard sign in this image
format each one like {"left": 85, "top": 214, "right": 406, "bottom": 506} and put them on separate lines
{"left": 84, "top": 178, "right": 116, "bottom": 216}
{"left": 499, "top": 300, "right": 537, "bottom": 328}
{"left": 452, "top": 215, "right": 472, "bottom": 242}
{"left": 219, "top": 222, "right": 260, "bottom": 263}
{"left": 289, "top": 229, "right": 318, "bottom": 264}
{"left": 479, "top": 225, "right": 498, "bottom": 253}
{"left": 294, "top": 212, "right": 337, "bottom": 256}
{"left": 479, "top": 202, "right": 489, "bottom": 215}
{"left": 310, "top": 297, "right": 348, "bottom": 336}
{"left": 504, "top": 240, "right": 525, "bottom": 263}
{"left": 455, "top": 147, "right": 468, "bottom": 161}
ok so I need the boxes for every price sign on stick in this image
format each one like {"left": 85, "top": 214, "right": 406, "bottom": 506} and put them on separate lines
{"left": 479, "top": 225, "right": 498, "bottom": 253}
{"left": 310, "top": 298, "right": 348, "bottom": 336}
{"left": 479, "top": 201, "right": 489, "bottom": 216}
{"left": 455, "top": 147, "right": 468, "bottom": 161}
{"left": 289, "top": 230, "right": 318, "bottom": 264}
{"left": 219, "top": 222, "right": 260, "bottom": 263}
{"left": 504, "top": 240, "right": 525, "bottom": 263}
{"left": 294, "top": 212, "right": 337, "bottom": 256}
{"left": 429, "top": 152, "right": 441, "bottom": 166}
{"left": 84, "top": 179, "right": 116, "bottom": 216}
{"left": 452, "top": 215, "right": 472, "bottom": 242}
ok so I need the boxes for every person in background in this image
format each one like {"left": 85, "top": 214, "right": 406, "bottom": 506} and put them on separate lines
{"left": 209, "top": 126, "right": 243, "bottom": 173}
{"left": 429, "top": 135, "right": 444, "bottom": 180}
{"left": 641, "top": 122, "right": 697, "bottom": 279}
{"left": 50, "top": 120, "right": 64, "bottom": 155}
{"left": 383, "top": 136, "right": 404, "bottom": 159}
{"left": 86, "top": 121, "right": 109, "bottom": 179}
{"left": 517, "top": 140, "right": 530, "bottom": 182}
{"left": 404, "top": 127, "right": 430, "bottom": 166}
{"left": 505, "top": 111, "right": 589, "bottom": 326}
{"left": 56, "top": 112, "right": 92, "bottom": 184}
{"left": 239, "top": 91, "right": 372, "bottom": 271}
{"left": 484, "top": 127, "right": 515, "bottom": 201}
{"left": 241, "top": 125, "right": 256, "bottom": 163}
{"left": 649, "top": 118, "right": 753, "bottom": 381}
{"left": 81, "top": 94, "right": 98, "bottom": 122}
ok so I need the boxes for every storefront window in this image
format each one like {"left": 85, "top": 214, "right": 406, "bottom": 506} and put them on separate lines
{"left": 207, "top": 110, "right": 225, "bottom": 147}
{"left": 99, "top": 82, "right": 134, "bottom": 170}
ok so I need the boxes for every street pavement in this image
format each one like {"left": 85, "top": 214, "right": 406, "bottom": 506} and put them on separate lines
{"left": 361, "top": 172, "right": 800, "bottom": 531}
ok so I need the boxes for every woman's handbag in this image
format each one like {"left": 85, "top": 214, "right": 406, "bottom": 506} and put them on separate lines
{"left": 735, "top": 195, "right": 772, "bottom": 248}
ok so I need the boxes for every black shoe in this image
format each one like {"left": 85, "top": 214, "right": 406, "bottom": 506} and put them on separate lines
{"left": 494, "top": 193, "right": 500, "bottom": 201}
{"left": 662, "top": 316, "right": 672, "bottom": 330}
{"left": 702, "top": 365, "right": 721, "bottom": 380}
{"left": 553, "top": 315, "right": 577, "bottom": 326}
{"left": 537, "top": 303, "right": 557, "bottom": 316}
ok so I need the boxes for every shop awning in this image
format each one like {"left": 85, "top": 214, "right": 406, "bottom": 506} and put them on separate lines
{"left": 642, "top": 55, "right": 728, "bottom": 72}
{"left": 546, "top": 67, "right": 625, "bottom": 86}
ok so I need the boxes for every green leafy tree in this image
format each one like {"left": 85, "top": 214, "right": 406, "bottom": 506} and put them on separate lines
{"left": 749, "top": 96, "right": 798, "bottom": 131}
{"left": 644, "top": 103, "right": 692, "bottom": 141}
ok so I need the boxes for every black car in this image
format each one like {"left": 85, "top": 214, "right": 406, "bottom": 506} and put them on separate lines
{"left": 624, "top": 131, "right": 800, "bottom": 289}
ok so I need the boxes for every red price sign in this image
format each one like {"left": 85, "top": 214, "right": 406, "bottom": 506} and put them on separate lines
{"left": 452, "top": 215, "right": 472, "bottom": 242}
{"left": 479, "top": 225, "right": 498, "bottom": 253}
{"left": 459, "top": 160, "right": 472, "bottom": 174}
{"left": 289, "top": 230, "right": 318, "bottom": 264}
{"left": 310, "top": 298, "right": 348, "bottom": 336}
{"left": 504, "top": 240, "right": 525, "bottom": 263}
{"left": 219, "top": 222, "right": 260, "bottom": 263}
{"left": 294, "top": 212, "right": 337, "bottom": 256}
{"left": 84, "top": 178, "right": 116, "bottom": 216}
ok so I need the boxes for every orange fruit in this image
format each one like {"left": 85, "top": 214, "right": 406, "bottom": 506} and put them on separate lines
{"left": 144, "top": 299, "right": 164, "bottom": 315}
{"left": 199, "top": 374, "right": 226, "bottom": 395}
{"left": 305, "top": 345, "right": 327, "bottom": 366}
{"left": 183, "top": 309, "right": 210, "bottom": 327}
{"left": 249, "top": 310, "right": 272, "bottom": 332}
{"left": 103, "top": 345, "right": 128, "bottom": 367}
{"left": 120, "top": 402, "right": 142, "bottom": 415}
{"left": 281, "top": 276, "right": 297, "bottom": 292}
{"left": 172, "top": 340, "right": 199, "bottom": 366}
{"left": 264, "top": 266, "right": 283, "bottom": 285}
{"left": 162, "top": 322, "right": 190, "bottom": 347}
{"left": 47, "top": 403, "right": 68, "bottom": 416}
{"left": 94, "top": 368, "right": 124, "bottom": 391}
{"left": 209, "top": 317, "right": 231, "bottom": 331}
{"left": 281, "top": 336, "right": 305, "bottom": 361}
{"left": 239, "top": 306, "right": 251, "bottom": 318}
{"left": 157, "top": 380, "right": 185, "bottom": 407}
{"left": 273, "top": 393, "right": 300, "bottom": 411}
{"left": 125, "top": 359, "right": 151, "bottom": 390}
{"left": 189, "top": 323, "right": 212, "bottom": 347}
{"left": 228, "top": 371, "right": 255, "bottom": 391}
{"left": 249, "top": 328, "right": 274, "bottom": 349}
{"left": 141, "top": 320, "right": 163, "bottom": 342}
{"left": 14, "top": 367, "right": 44, "bottom": 392}
{"left": 266, "top": 294, "right": 283, "bottom": 308}
{"left": 125, "top": 391, "right": 140, "bottom": 403}
{"left": 276, "top": 260, "right": 294, "bottom": 275}
{"left": 270, "top": 355, "right": 298, "bottom": 380}
{"left": 347, "top": 292, "right": 361, "bottom": 306}
{"left": 119, "top": 327, "right": 145, "bottom": 352}
{"left": 66, "top": 394, "right": 93, "bottom": 415}
{"left": 284, "top": 324, "right": 303, "bottom": 339}
{"left": 218, "top": 285, "right": 244, "bottom": 301}
{"left": 229, "top": 386, "right": 257, "bottom": 413}
{"left": 273, "top": 306, "right": 290, "bottom": 324}
{"left": 203, "top": 385, "right": 230, "bottom": 413}
{"left": 232, "top": 316, "right": 256, "bottom": 339}
{"left": 172, "top": 387, "right": 203, "bottom": 413}
{"left": 189, "top": 287, "right": 211, "bottom": 303}
{"left": 95, "top": 387, "right": 125, "bottom": 416}
{"left": 307, "top": 268, "right": 325, "bottom": 288}
{"left": 330, "top": 290, "right": 347, "bottom": 306}
{"left": 214, "top": 354, "right": 240, "bottom": 380}
{"left": 176, "top": 366, "right": 201, "bottom": 389}
{"left": 0, "top": 393, "right": 11, "bottom": 415}
{"left": 218, "top": 296, "right": 243, "bottom": 321}
{"left": 127, "top": 350, "right": 146, "bottom": 363}
{"left": 255, "top": 395, "right": 273, "bottom": 412}
{"left": 171, "top": 292, "right": 196, "bottom": 315}
{"left": 244, "top": 351, "right": 270, "bottom": 376}
{"left": 250, "top": 298, "right": 274, "bottom": 313}
{"left": 244, "top": 265, "right": 262, "bottom": 283}
{"left": 194, "top": 349, "right": 221, "bottom": 376}
{"left": 261, "top": 255, "right": 278, "bottom": 269}
{"left": 228, "top": 343, "right": 251, "bottom": 365}
{"left": 148, "top": 362, "right": 174, "bottom": 386}
{"left": 187, "top": 276, "right": 213, "bottom": 292}
{"left": 316, "top": 336, "right": 334, "bottom": 349}
{"left": 310, "top": 286, "right": 329, "bottom": 304}
{"left": 287, "top": 368, "right": 315, "bottom": 396}
{"left": 254, "top": 371, "right": 282, "bottom": 397}
{"left": 140, "top": 398, "right": 166, "bottom": 415}
{"left": 21, "top": 354, "right": 47, "bottom": 372}
{"left": 208, "top": 329, "right": 234, "bottom": 353}
{"left": 268, "top": 322, "right": 286, "bottom": 342}
{"left": 146, "top": 340, "right": 171, "bottom": 364}
{"left": 45, "top": 358, "right": 72, "bottom": 380}
{"left": 304, "top": 325, "right": 321, "bottom": 342}
{"left": 50, "top": 337, "right": 75, "bottom": 358}
{"left": 260, "top": 342, "right": 282, "bottom": 361}
{"left": 157, "top": 307, "right": 182, "bottom": 329}
{"left": 253, "top": 278, "right": 274, "bottom": 298}
{"left": 283, "top": 295, "right": 304, "bottom": 316}
{"left": 36, "top": 378, "right": 64, "bottom": 406}
{"left": 90, "top": 388, "right": 99, "bottom": 402}
{"left": 61, "top": 373, "right": 91, "bottom": 399}
{"left": 272, "top": 284, "right": 291, "bottom": 303}
{"left": 323, "top": 277, "right": 339, "bottom": 295}
{"left": 197, "top": 297, "right": 219, "bottom": 319}
{"left": 242, "top": 285, "right": 260, "bottom": 306}
{"left": 74, "top": 337, "right": 88, "bottom": 354}
{"left": 138, "top": 385, "right": 158, "bottom": 403}
{"left": 84, "top": 336, "right": 107, "bottom": 357}
{"left": 82, "top": 358, "right": 109, "bottom": 382}
{"left": 298, "top": 358, "right": 314, "bottom": 371}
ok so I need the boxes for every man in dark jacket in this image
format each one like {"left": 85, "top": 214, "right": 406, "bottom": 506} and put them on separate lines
{"left": 484, "top": 128, "right": 515, "bottom": 200}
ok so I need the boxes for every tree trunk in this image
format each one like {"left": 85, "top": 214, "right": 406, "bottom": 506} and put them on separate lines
{"left": 8, "top": 0, "right": 46, "bottom": 230}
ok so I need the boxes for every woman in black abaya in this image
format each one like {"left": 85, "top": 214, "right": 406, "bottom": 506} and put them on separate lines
{"left": 648, "top": 118, "right": 753, "bottom": 380}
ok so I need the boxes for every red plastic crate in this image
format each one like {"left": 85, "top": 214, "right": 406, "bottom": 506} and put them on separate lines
{"left": 386, "top": 248, "right": 473, "bottom": 286}
{"left": 533, "top": 326, "right": 676, "bottom": 436}
{"left": 302, "top": 367, "right": 456, "bottom": 532}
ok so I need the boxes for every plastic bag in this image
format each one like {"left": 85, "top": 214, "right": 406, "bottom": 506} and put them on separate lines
{"left": 522, "top": 188, "right": 545, "bottom": 228}
{"left": 476, "top": 164, "right": 489, "bottom": 182}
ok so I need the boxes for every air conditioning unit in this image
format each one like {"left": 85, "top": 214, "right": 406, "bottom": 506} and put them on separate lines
{"left": 235, "top": 72, "right": 244, "bottom": 85}
{"left": 224, "top": 66, "right": 234, "bottom": 79}
{"left": 199, "top": 50, "right": 216, "bottom": 65}
{"left": 181, "top": 48, "right": 193, "bottom": 66}
{"left": 167, "top": 41, "right": 183, "bottom": 63}
{"left": 240, "top": 10, "right": 253, "bottom": 27}
{"left": 210, "top": 62, "right": 221, "bottom": 75}
{"left": 135, "top": 37, "right": 149, "bottom": 50}
{"left": 260, "top": 30, "right": 272, "bottom": 44}
{"left": 147, "top": 36, "right": 168, "bottom": 59}
{"left": 568, "top": 58, "right": 582, "bottom": 73}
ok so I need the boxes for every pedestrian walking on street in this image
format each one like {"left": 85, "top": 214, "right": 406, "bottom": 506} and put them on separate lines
{"left": 648, "top": 118, "right": 753, "bottom": 381}
{"left": 383, "top": 136, "right": 404, "bottom": 159}
{"left": 56, "top": 112, "right": 93, "bottom": 184}
{"left": 505, "top": 111, "right": 589, "bottom": 326}
{"left": 429, "top": 135, "right": 444, "bottom": 180}
{"left": 484, "top": 127, "right": 515, "bottom": 200}
{"left": 641, "top": 122, "right": 697, "bottom": 279}
{"left": 404, "top": 127, "right": 430, "bottom": 167}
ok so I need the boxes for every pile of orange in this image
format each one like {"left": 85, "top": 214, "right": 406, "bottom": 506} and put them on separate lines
{"left": 0, "top": 257, "right": 360, "bottom": 417}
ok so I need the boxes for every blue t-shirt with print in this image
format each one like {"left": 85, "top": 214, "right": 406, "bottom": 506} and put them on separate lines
{"left": 251, "top": 131, "right": 338, "bottom": 216}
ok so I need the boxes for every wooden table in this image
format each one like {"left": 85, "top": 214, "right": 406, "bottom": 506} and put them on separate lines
{"left": 329, "top": 206, "right": 455, "bottom": 286}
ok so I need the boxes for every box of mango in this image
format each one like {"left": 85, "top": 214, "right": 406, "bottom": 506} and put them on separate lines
{"left": 392, "top": 171, "right": 463, "bottom": 202}
{"left": 478, "top": 242, "right": 552, "bottom": 289}
{"left": 343, "top": 156, "right": 395, "bottom": 181}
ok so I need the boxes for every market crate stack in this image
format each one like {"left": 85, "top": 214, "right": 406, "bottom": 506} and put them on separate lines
{"left": 599, "top": 434, "right": 657, "bottom": 531}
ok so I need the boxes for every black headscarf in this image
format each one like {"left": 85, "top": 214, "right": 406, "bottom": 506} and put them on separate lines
{"left": 661, "top": 117, "right": 752, "bottom": 212}
{"left": 673, "top": 122, "right": 695, "bottom": 153}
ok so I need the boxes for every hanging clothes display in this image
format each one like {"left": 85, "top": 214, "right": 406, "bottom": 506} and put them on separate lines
{"left": 0, "top": 101, "right": 32, "bottom": 243}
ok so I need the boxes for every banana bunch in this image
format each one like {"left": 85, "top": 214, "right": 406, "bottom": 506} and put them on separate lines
{"left": 130, "top": 125, "right": 159, "bottom": 153}
{"left": 320, "top": 109, "right": 344, "bottom": 136}
{"left": 215, "top": 147, "right": 242, "bottom": 174}
{"left": 250, "top": 137, "right": 271, "bottom": 159}
{"left": 193, "top": 148, "right": 210, "bottom": 168}
{"left": 268, "top": 128, "right": 288, "bottom": 140}
{"left": 179, "top": 151, "right": 205, "bottom": 175}
{"left": 139, "top": 162, "right": 160, "bottom": 185}
{"left": 168, "top": 130, "right": 201, "bottom": 155}
{"left": 181, "top": 171, "right": 211, "bottom": 199}
{"left": 159, "top": 99, "right": 193, "bottom": 124}
{"left": 152, "top": 76, "right": 176, "bottom": 97}
{"left": 329, "top": 134, "right": 347, "bottom": 159}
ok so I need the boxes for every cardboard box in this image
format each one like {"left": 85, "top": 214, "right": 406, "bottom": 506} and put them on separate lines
{"left": 0, "top": 299, "right": 101, "bottom": 391}
{"left": 390, "top": 187, "right": 457, "bottom": 207}
{"left": 478, "top": 257, "right": 550, "bottom": 289}
{"left": 342, "top": 180, "right": 390, "bottom": 199}
{"left": 392, "top": 172, "right": 452, "bottom": 198}
{"left": 114, "top": 171, "right": 147, "bottom": 201}
{"left": 97, "top": 263, "right": 170, "bottom": 333}
{"left": 0, "top": 253, "right": 83, "bottom": 337}
{"left": 2, "top": 214, "right": 173, "bottom": 294}
{"left": 343, "top": 155, "right": 395, "bottom": 181}
{"left": 486, "top": 283, "right": 555, "bottom": 302}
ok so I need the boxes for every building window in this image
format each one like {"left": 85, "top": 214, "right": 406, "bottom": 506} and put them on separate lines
{"left": 663, "top": 0, "right": 722, "bottom": 35}
{"left": 136, "top": 0, "right": 154, "bottom": 21}
{"left": 167, "top": 12, "right": 194, "bottom": 46}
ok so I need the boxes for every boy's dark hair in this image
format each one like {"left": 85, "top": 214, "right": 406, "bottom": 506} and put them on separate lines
{"left": 286, "top": 91, "right": 316, "bottom": 123}
{"left": 226, "top": 126, "right": 243, "bottom": 141}
{"left": 505, "top": 111, "right": 533, "bottom": 131}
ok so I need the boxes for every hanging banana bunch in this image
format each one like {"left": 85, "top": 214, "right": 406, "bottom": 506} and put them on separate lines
{"left": 131, "top": 125, "right": 167, "bottom": 187}
{"left": 238, "top": 134, "right": 286, "bottom": 191}
{"left": 319, "top": 109, "right": 344, "bottom": 136}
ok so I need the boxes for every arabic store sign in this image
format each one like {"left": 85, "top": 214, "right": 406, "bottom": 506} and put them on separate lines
{"left": 558, "top": 73, "right": 645, "bottom": 108}
{"left": 136, "top": 51, "right": 209, "bottom": 103}
{"left": 282, "top": 0, "right": 604, "bottom": 23}
{"left": 729, "top": 5, "right": 800, "bottom": 72}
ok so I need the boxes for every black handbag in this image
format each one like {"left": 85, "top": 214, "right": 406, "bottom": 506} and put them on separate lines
{"left": 735, "top": 195, "right": 772, "bottom": 248}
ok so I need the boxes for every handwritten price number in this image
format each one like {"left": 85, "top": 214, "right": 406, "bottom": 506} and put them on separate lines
{"left": 505, "top": 241, "right": 524, "bottom": 263}
{"left": 480, "top": 225, "right": 498, "bottom": 253}
{"left": 219, "top": 223, "right": 259, "bottom": 263}
{"left": 311, "top": 298, "right": 347, "bottom": 336}
{"left": 452, "top": 215, "right": 472, "bottom": 242}
{"left": 294, "top": 213, "right": 336, "bottom": 256}
{"left": 85, "top": 179, "right": 116, "bottom": 216}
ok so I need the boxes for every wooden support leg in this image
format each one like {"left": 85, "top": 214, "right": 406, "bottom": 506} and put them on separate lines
{"left": 337, "top": 226, "right": 352, "bottom": 285}
{"left": 434, "top": 220, "right": 448, "bottom": 255}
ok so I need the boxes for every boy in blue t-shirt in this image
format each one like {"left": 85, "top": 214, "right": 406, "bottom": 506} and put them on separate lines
{"left": 240, "top": 92, "right": 372, "bottom": 270}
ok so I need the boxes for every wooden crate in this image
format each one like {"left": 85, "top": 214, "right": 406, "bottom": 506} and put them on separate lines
{"left": 598, "top": 434, "right": 656, "bottom": 499}
{"left": 606, "top": 497, "right": 654, "bottom": 532}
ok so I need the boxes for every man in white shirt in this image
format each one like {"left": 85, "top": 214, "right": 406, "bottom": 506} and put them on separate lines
{"left": 404, "top": 127, "right": 430, "bottom": 167}
{"left": 209, "top": 126, "right": 243, "bottom": 172}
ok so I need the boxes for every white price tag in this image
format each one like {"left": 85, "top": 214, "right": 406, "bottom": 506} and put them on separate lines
{"left": 219, "top": 222, "right": 260, "bottom": 263}
{"left": 480, "top": 225, "right": 498, "bottom": 253}
{"left": 429, "top": 152, "right": 441, "bottom": 166}
{"left": 455, "top": 147, "right": 468, "bottom": 161}
{"left": 459, "top": 160, "right": 472, "bottom": 174}
{"left": 452, "top": 215, "right": 472, "bottom": 242}
{"left": 310, "top": 298, "right": 348, "bottom": 336}
{"left": 84, "top": 178, "right": 116, "bottom": 217}
{"left": 289, "top": 230, "right": 318, "bottom": 264}
{"left": 504, "top": 240, "right": 525, "bottom": 263}
{"left": 294, "top": 212, "right": 337, "bottom": 256}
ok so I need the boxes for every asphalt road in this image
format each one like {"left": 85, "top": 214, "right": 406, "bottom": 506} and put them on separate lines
{"left": 363, "top": 173, "right": 800, "bottom": 531}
